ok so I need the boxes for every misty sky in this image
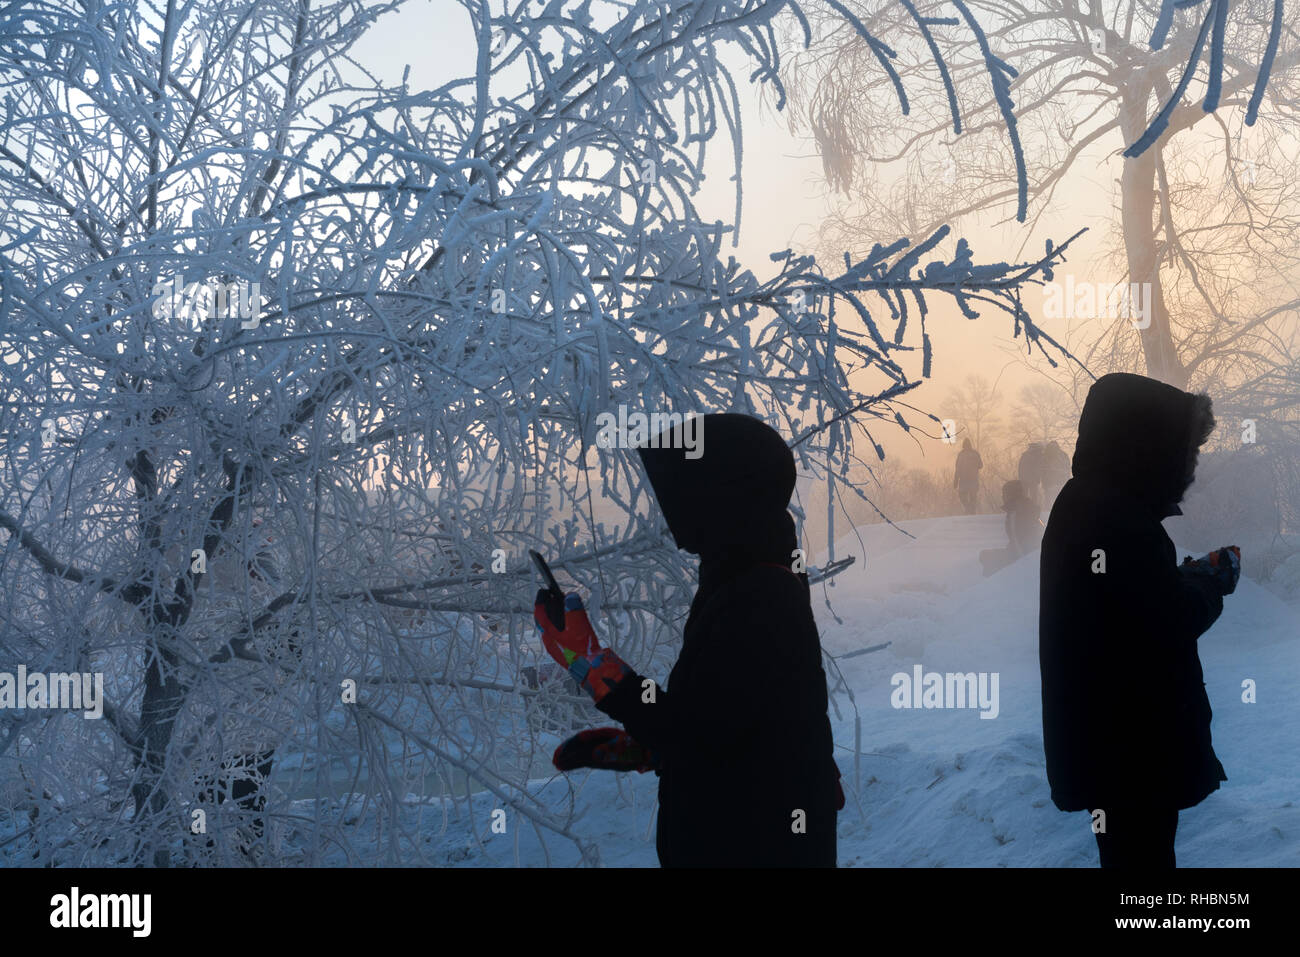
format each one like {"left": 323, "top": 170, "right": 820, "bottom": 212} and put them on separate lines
{"left": 356, "top": 1, "right": 1288, "bottom": 477}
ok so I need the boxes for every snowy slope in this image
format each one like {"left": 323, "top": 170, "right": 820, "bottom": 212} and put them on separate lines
{"left": 811, "top": 514, "right": 1299, "bottom": 867}
{"left": 312, "top": 513, "right": 1299, "bottom": 867}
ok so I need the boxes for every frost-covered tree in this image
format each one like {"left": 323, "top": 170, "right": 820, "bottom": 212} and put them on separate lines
{"left": 0, "top": 0, "right": 1078, "bottom": 866}
{"left": 784, "top": 0, "right": 1299, "bottom": 390}
{"left": 785, "top": 0, "right": 1300, "bottom": 583}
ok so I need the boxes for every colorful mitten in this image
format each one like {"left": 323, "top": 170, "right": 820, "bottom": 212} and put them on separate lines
{"left": 553, "top": 727, "right": 658, "bottom": 773}
{"left": 534, "top": 591, "right": 632, "bottom": 704}
{"left": 1180, "top": 545, "right": 1242, "bottom": 596}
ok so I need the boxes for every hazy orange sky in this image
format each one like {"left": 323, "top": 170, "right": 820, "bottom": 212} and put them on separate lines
{"left": 360, "top": 2, "right": 1276, "bottom": 479}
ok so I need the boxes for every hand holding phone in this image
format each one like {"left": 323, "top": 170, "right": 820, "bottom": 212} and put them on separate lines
{"left": 1180, "top": 545, "right": 1241, "bottom": 596}
{"left": 530, "top": 549, "right": 565, "bottom": 628}
{"left": 529, "top": 553, "right": 632, "bottom": 705}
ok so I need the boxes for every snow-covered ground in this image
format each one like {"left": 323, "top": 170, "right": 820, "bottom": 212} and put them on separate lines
{"left": 298, "top": 513, "right": 1300, "bottom": 867}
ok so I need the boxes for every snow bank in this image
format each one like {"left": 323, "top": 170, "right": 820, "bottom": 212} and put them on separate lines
{"left": 293, "top": 513, "right": 1297, "bottom": 867}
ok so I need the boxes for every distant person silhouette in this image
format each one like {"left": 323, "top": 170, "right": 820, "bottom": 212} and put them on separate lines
{"left": 1017, "top": 442, "right": 1045, "bottom": 506}
{"left": 954, "top": 439, "right": 983, "bottom": 514}
{"left": 1039, "top": 440, "right": 1070, "bottom": 506}
{"left": 534, "top": 413, "right": 840, "bottom": 866}
{"left": 979, "top": 479, "right": 1042, "bottom": 576}
{"left": 1039, "top": 373, "right": 1240, "bottom": 868}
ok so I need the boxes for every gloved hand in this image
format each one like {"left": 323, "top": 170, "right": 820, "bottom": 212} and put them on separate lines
{"left": 552, "top": 727, "right": 658, "bottom": 773}
{"left": 1181, "top": 545, "right": 1242, "bottom": 596}
{"left": 534, "top": 591, "right": 632, "bottom": 705}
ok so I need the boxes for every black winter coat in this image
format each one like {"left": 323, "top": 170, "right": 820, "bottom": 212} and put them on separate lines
{"left": 598, "top": 413, "right": 838, "bottom": 867}
{"left": 955, "top": 447, "right": 982, "bottom": 487}
{"left": 1039, "top": 373, "right": 1227, "bottom": 812}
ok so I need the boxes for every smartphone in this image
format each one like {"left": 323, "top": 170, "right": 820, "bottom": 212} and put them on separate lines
{"left": 529, "top": 549, "right": 561, "bottom": 593}
{"left": 529, "top": 549, "right": 565, "bottom": 628}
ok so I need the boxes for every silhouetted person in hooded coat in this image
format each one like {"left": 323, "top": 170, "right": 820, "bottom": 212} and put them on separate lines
{"left": 1039, "top": 440, "right": 1070, "bottom": 505}
{"left": 954, "top": 439, "right": 983, "bottom": 514}
{"left": 1018, "top": 442, "right": 1045, "bottom": 506}
{"left": 1039, "top": 373, "right": 1238, "bottom": 868}
{"left": 537, "top": 413, "right": 839, "bottom": 867}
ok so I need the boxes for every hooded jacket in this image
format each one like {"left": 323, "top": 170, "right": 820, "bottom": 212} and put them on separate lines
{"left": 1039, "top": 373, "right": 1227, "bottom": 812}
{"left": 595, "top": 413, "right": 838, "bottom": 866}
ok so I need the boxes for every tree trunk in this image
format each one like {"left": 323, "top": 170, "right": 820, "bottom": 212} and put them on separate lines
{"left": 131, "top": 593, "right": 196, "bottom": 868}
{"left": 1119, "top": 86, "right": 1188, "bottom": 388}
